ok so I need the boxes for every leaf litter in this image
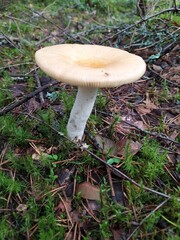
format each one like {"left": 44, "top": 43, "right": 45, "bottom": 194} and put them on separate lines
{"left": 0, "top": 2, "right": 180, "bottom": 239}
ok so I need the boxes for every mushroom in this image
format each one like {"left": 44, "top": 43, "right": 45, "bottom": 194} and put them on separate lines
{"left": 35, "top": 44, "right": 146, "bottom": 141}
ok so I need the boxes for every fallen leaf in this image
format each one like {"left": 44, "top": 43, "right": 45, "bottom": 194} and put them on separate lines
{"left": 136, "top": 104, "right": 152, "bottom": 115}
{"left": 87, "top": 200, "right": 100, "bottom": 212}
{"left": 58, "top": 166, "right": 76, "bottom": 185}
{"left": 71, "top": 210, "right": 79, "bottom": 223}
{"left": 130, "top": 140, "right": 142, "bottom": 156}
{"left": 55, "top": 199, "right": 71, "bottom": 213}
{"left": 76, "top": 182, "right": 100, "bottom": 200}
{"left": 133, "top": 121, "right": 147, "bottom": 130}
{"left": 95, "top": 135, "right": 117, "bottom": 155}
{"left": 9, "top": 83, "right": 26, "bottom": 97}
{"left": 26, "top": 98, "right": 40, "bottom": 114}
{"left": 169, "top": 130, "right": 179, "bottom": 141}
{"left": 144, "top": 93, "right": 158, "bottom": 110}
{"left": 116, "top": 137, "right": 128, "bottom": 157}
{"left": 117, "top": 140, "right": 141, "bottom": 158}
{"left": 112, "top": 229, "right": 123, "bottom": 240}
{"left": 152, "top": 64, "right": 162, "bottom": 72}
{"left": 136, "top": 92, "right": 158, "bottom": 115}
{"left": 16, "top": 204, "right": 28, "bottom": 212}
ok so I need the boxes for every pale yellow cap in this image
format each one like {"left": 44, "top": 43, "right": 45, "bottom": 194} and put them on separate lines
{"left": 35, "top": 44, "right": 146, "bottom": 88}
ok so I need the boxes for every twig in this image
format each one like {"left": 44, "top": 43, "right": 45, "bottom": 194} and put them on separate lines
{"left": 173, "top": 0, "right": 178, "bottom": 12}
{"left": 97, "top": 111, "right": 180, "bottom": 146}
{"left": 127, "top": 197, "right": 170, "bottom": 240}
{"left": 148, "top": 65, "right": 180, "bottom": 88}
{"left": 101, "top": 7, "right": 180, "bottom": 44}
{"left": 34, "top": 70, "right": 45, "bottom": 104}
{"left": 106, "top": 166, "right": 115, "bottom": 197}
{"left": 121, "top": 119, "right": 180, "bottom": 146}
{"left": 0, "top": 32, "right": 24, "bottom": 54}
{"left": 0, "top": 62, "right": 34, "bottom": 71}
{"left": 0, "top": 81, "right": 59, "bottom": 116}
{"left": 26, "top": 7, "right": 85, "bottom": 44}
{"left": 25, "top": 113, "right": 172, "bottom": 200}
{"left": 3, "top": 14, "right": 39, "bottom": 28}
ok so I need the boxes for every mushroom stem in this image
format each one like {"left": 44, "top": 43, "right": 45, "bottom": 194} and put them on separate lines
{"left": 67, "top": 86, "right": 98, "bottom": 141}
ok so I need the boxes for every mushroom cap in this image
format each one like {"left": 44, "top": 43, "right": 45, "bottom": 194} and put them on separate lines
{"left": 35, "top": 44, "right": 146, "bottom": 88}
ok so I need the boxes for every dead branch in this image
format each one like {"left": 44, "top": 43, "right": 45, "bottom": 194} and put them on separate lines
{"left": 127, "top": 197, "right": 170, "bottom": 240}
{"left": 34, "top": 70, "right": 45, "bottom": 104}
{"left": 0, "top": 80, "right": 59, "bottom": 116}
{"left": 97, "top": 111, "right": 180, "bottom": 146}
{"left": 148, "top": 64, "right": 180, "bottom": 88}
{"left": 101, "top": 7, "right": 180, "bottom": 44}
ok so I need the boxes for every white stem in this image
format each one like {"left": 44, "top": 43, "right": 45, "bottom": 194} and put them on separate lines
{"left": 67, "top": 87, "right": 98, "bottom": 141}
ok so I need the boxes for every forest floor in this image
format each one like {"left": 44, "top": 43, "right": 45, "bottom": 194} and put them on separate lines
{"left": 0, "top": 1, "right": 179, "bottom": 239}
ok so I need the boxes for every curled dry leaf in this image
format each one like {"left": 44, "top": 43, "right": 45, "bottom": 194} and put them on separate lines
{"left": 136, "top": 92, "right": 158, "bottom": 115}
{"left": 76, "top": 182, "right": 100, "bottom": 200}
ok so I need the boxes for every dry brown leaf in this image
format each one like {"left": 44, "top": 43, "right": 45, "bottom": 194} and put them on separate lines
{"left": 71, "top": 210, "right": 79, "bottom": 223}
{"left": 136, "top": 93, "right": 158, "bottom": 115}
{"left": 136, "top": 104, "right": 152, "bottom": 115}
{"left": 76, "top": 182, "right": 100, "bottom": 200}
{"left": 116, "top": 137, "right": 128, "bottom": 157}
{"left": 112, "top": 229, "right": 123, "bottom": 240}
{"left": 144, "top": 92, "right": 158, "bottom": 110}
{"left": 152, "top": 64, "right": 162, "bottom": 72}
{"left": 130, "top": 141, "right": 142, "bottom": 156}
{"left": 95, "top": 135, "right": 117, "bottom": 155}
{"left": 169, "top": 131, "right": 179, "bottom": 141}
{"left": 117, "top": 140, "right": 141, "bottom": 158}
{"left": 26, "top": 98, "right": 40, "bottom": 114}
{"left": 55, "top": 199, "right": 71, "bottom": 213}
{"left": 87, "top": 200, "right": 100, "bottom": 212}
{"left": 161, "top": 66, "right": 180, "bottom": 82}
{"left": 133, "top": 121, "right": 147, "bottom": 130}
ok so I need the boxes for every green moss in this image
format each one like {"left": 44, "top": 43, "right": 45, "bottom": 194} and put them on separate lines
{"left": 0, "top": 171, "right": 25, "bottom": 193}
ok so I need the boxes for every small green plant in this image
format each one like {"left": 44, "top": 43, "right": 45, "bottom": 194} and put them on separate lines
{"left": 99, "top": 180, "right": 133, "bottom": 239}
{"left": 38, "top": 196, "right": 64, "bottom": 239}
{"left": 0, "top": 0, "right": 179, "bottom": 239}
{"left": 122, "top": 141, "right": 138, "bottom": 177}
{"left": 123, "top": 139, "right": 167, "bottom": 184}
{"left": 0, "top": 218, "right": 16, "bottom": 240}
{"left": 0, "top": 171, "right": 24, "bottom": 193}
{"left": 108, "top": 114, "right": 121, "bottom": 137}
{"left": 139, "top": 139, "right": 167, "bottom": 183}
{"left": 159, "top": 79, "right": 170, "bottom": 101}
{"left": 0, "top": 114, "right": 33, "bottom": 145}
{"left": 96, "top": 90, "right": 107, "bottom": 111}
{"left": 60, "top": 90, "right": 75, "bottom": 113}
